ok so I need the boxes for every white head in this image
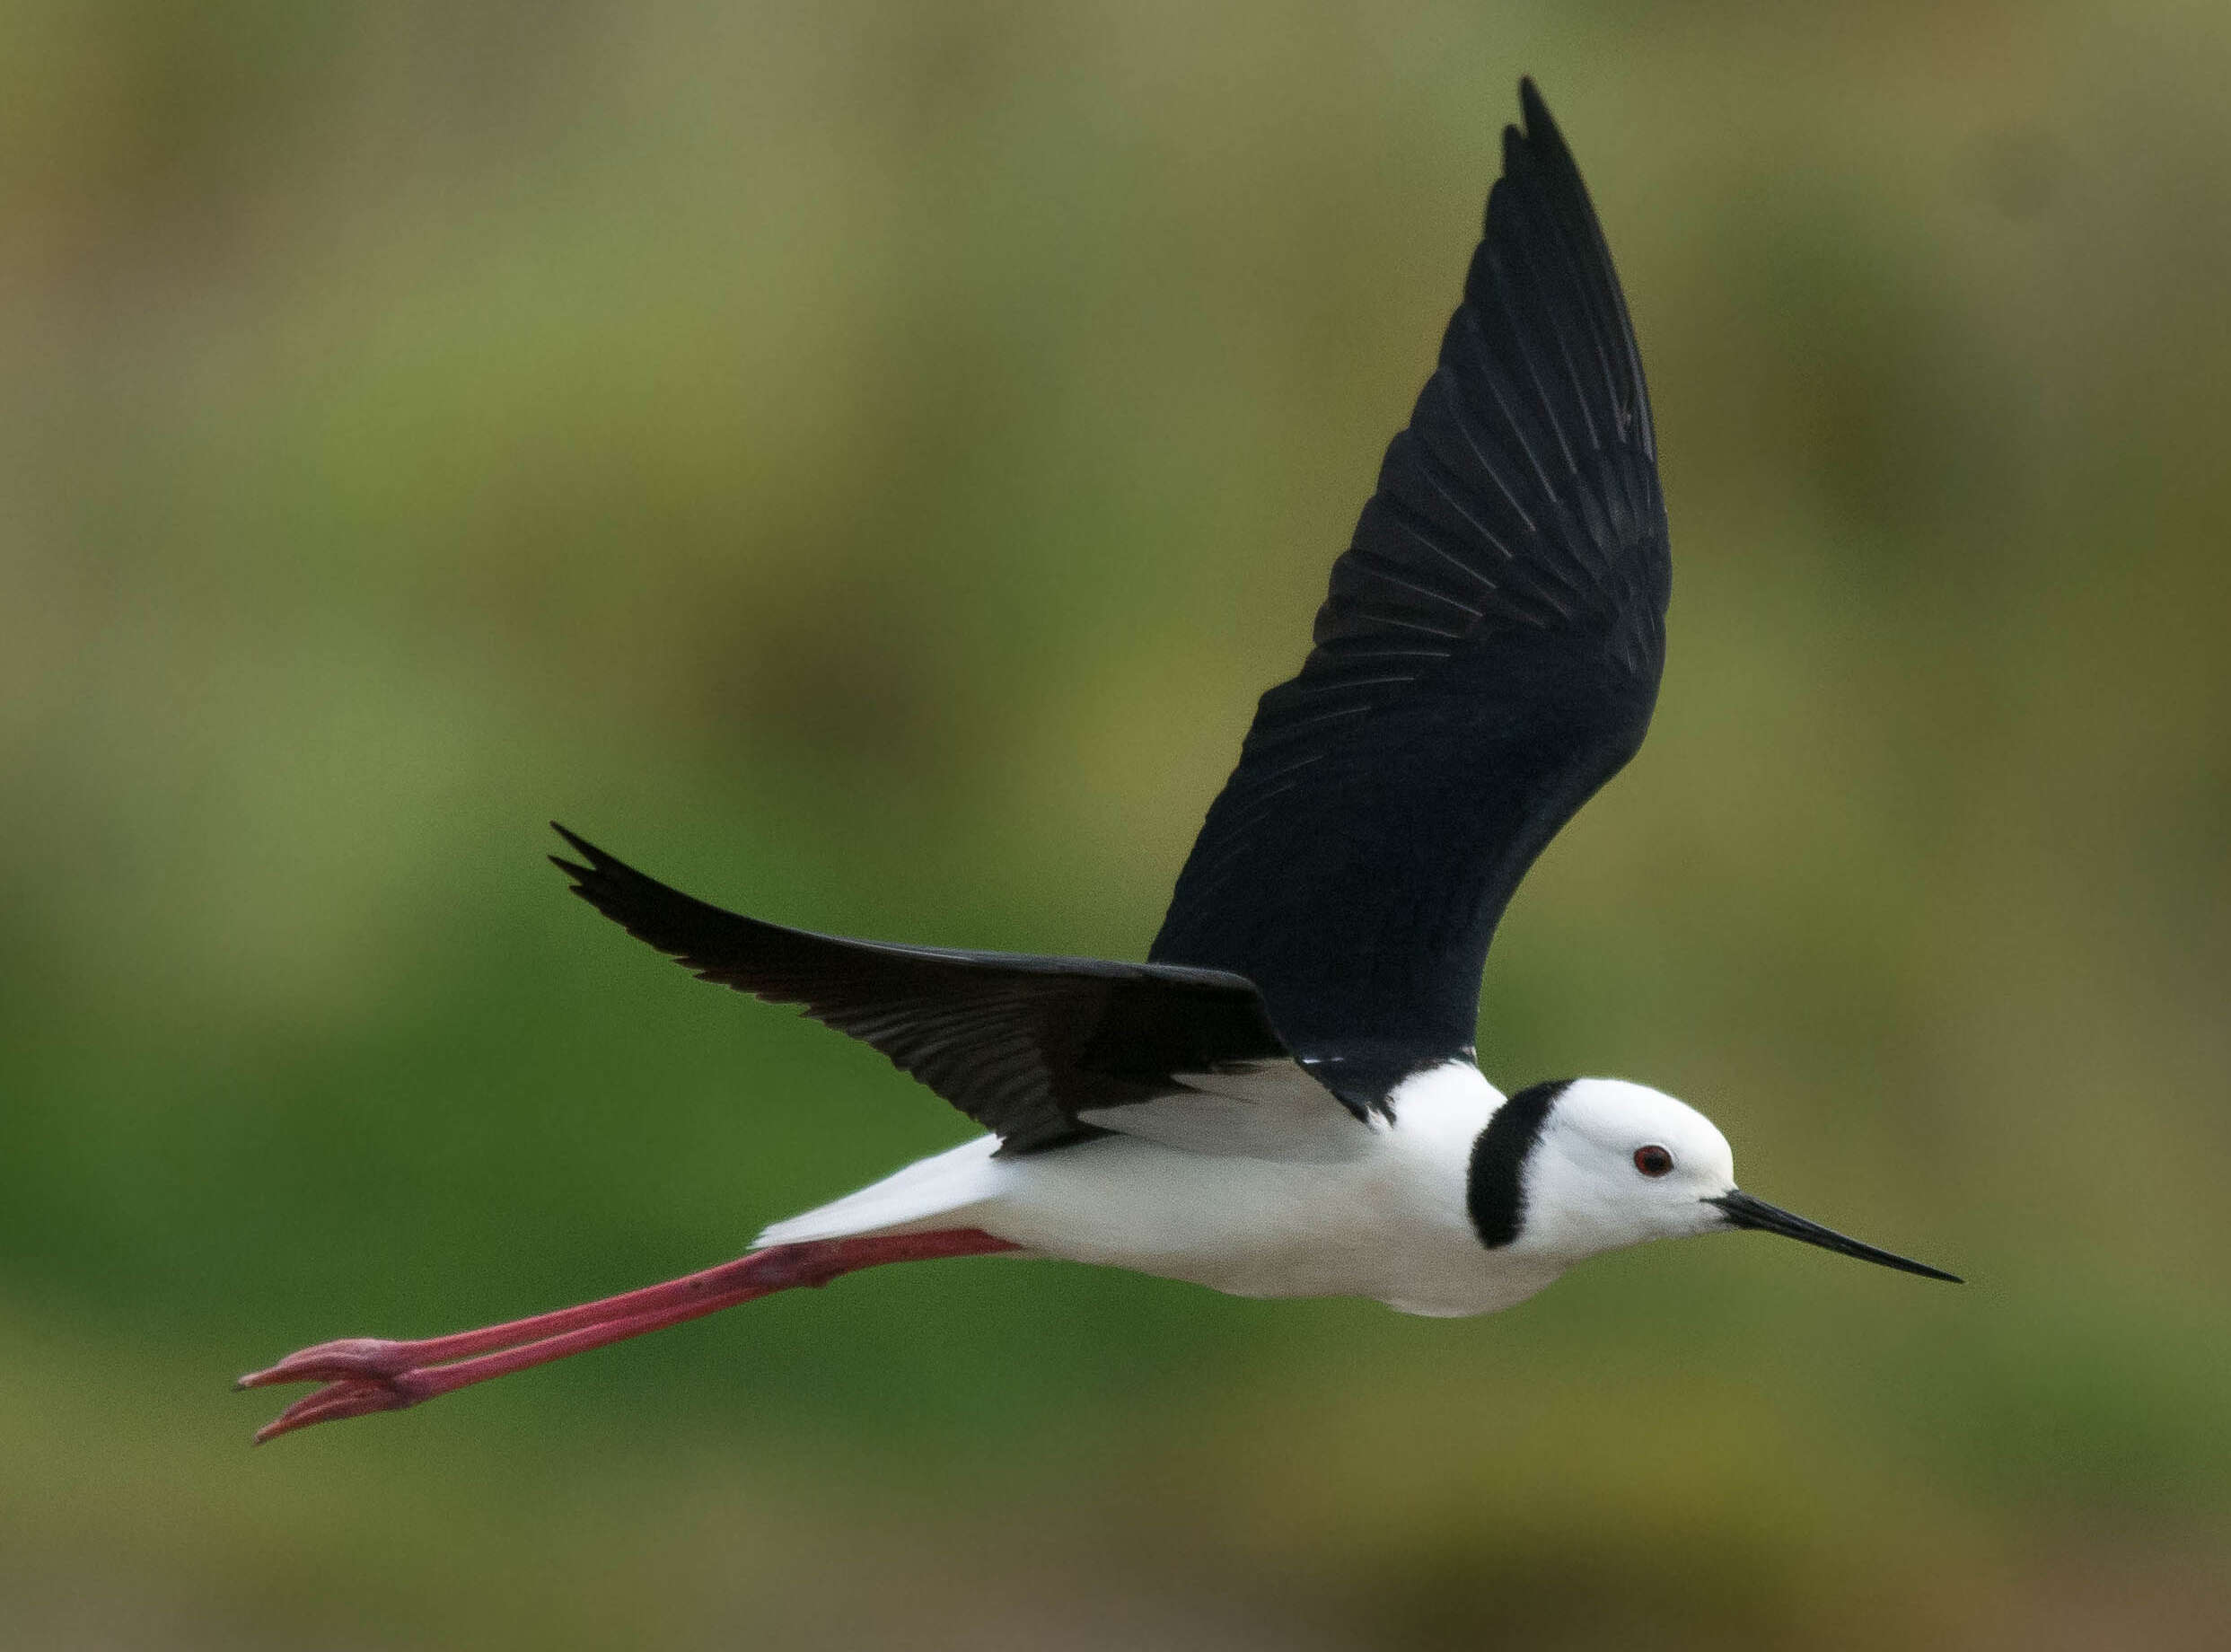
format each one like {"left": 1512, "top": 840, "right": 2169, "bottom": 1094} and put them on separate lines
{"left": 1468, "top": 1077, "right": 1958, "bottom": 1280}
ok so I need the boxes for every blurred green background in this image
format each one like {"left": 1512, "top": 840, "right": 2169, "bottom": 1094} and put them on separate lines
{"left": 4, "top": 2, "right": 2228, "bottom": 1647}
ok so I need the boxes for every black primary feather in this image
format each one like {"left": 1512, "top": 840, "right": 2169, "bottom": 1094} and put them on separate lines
{"left": 1149, "top": 80, "right": 1669, "bottom": 1097}
{"left": 549, "top": 825, "right": 1290, "bottom": 1152}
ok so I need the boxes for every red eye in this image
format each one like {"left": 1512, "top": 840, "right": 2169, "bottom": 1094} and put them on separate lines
{"left": 1633, "top": 1145, "right": 1674, "bottom": 1177}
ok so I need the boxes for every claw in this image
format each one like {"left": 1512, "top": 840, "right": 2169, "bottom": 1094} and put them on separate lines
{"left": 252, "top": 1377, "right": 417, "bottom": 1445}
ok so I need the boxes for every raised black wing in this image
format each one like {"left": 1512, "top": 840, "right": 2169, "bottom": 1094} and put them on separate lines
{"left": 1149, "top": 81, "right": 1669, "bottom": 1112}
{"left": 549, "top": 826, "right": 1291, "bottom": 1153}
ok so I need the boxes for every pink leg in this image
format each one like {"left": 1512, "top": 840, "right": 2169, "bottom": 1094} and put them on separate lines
{"left": 238, "top": 1229, "right": 1019, "bottom": 1445}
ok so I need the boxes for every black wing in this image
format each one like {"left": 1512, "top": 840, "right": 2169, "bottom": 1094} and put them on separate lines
{"left": 1149, "top": 81, "right": 1669, "bottom": 1111}
{"left": 549, "top": 826, "right": 1289, "bottom": 1153}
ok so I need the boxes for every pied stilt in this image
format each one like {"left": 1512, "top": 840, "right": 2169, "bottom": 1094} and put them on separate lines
{"left": 242, "top": 79, "right": 1956, "bottom": 1446}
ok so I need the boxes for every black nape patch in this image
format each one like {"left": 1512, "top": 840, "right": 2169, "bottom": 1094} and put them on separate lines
{"left": 1466, "top": 1079, "right": 1571, "bottom": 1249}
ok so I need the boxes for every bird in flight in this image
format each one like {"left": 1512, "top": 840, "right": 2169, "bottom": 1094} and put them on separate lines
{"left": 242, "top": 79, "right": 1957, "bottom": 1445}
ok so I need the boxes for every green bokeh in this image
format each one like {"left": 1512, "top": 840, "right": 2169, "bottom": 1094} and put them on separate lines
{"left": 4, "top": 3, "right": 2228, "bottom": 1647}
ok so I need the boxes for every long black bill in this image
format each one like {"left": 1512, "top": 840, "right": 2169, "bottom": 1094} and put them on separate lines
{"left": 1706, "top": 1191, "right": 1961, "bottom": 1283}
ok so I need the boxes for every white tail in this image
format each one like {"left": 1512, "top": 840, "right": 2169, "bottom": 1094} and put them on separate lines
{"left": 755, "top": 1134, "right": 1007, "bottom": 1247}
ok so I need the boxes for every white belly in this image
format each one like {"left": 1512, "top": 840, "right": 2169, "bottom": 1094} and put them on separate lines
{"left": 988, "top": 1135, "right": 1559, "bottom": 1315}
{"left": 759, "top": 1060, "right": 1569, "bottom": 1318}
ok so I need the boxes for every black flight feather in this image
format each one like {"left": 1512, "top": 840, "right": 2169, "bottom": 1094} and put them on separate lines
{"left": 1148, "top": 80, "right": 1669, "bottom": 1089}
{"left": 549, "top": 824, "right": 1291, "bottom": 1152}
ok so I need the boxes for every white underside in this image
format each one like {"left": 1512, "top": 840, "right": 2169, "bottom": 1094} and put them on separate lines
{"left": 756, "top": 1060, "right": 1569, "bottom": 1318}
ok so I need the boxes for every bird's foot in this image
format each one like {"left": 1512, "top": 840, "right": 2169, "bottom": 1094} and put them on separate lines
{"left": 237, "top": 1337, "right": 421, "bottom": 1389}
{"left": 247, "top": 1375, "right": 420, "bottom": 1444}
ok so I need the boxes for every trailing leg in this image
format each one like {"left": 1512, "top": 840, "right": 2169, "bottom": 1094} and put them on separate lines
{"left": 238, "top": 1229, "right": 1019, "bottom": 1443}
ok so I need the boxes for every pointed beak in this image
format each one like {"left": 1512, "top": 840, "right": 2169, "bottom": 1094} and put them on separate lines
{"left": 1705, "top": 1190, "right": 1962, "bottom": 1283}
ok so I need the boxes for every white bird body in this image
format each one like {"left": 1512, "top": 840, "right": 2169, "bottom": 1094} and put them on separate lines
{"left": 764, "top": 1062, "right": 1522, "bottom": 1315}
{"left": 761, "top": 1067, "right": 1737, "bottom": 1319}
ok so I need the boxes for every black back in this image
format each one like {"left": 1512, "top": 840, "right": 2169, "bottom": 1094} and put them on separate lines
{"left": 1149, "top": 82, "right": 1669, "bottom": 1088}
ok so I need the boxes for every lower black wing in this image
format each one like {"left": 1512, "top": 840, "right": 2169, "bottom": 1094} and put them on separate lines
{"left": 549, "top": 826, "right": 1293, "bottom": 1153}
{"left": 1149, "top": 81, "right": 1670, "bottom": 1111}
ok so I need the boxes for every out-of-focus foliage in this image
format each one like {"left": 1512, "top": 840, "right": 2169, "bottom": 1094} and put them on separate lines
{"left": 4, "top": 3, "right": 2228, "bottom": 1647}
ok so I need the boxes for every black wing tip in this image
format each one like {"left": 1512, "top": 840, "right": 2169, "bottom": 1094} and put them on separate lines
{"left": 1504, "top": 79, "right": 1549, "bottom": 159}
{"left": 548, "top": 822, "right": 649, "bottom": 895}
{"left": 549, "top": 821, "right": 611, "bottom": 866}
{"left": 1505, "top": 77, "right": 1577, "bottom": 185}
{"left": 545, "top": 822, "right": 668, "bottom": 926}
{"left": 543, "top": 822, "right": 758, "bottom": 979}
{"left": 1517, "top": 76, "right": 1554, "bottom": 136}
{"left": 1492, "top": 79, "right": 1581, "bottom": 234}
